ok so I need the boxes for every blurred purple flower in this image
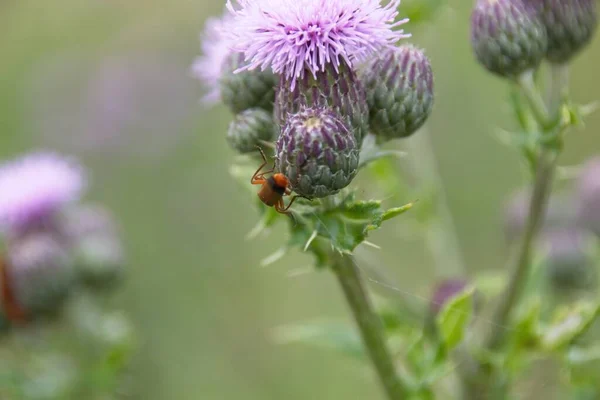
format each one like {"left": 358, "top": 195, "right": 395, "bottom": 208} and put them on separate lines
{"left": 577, "top": 156, "right": 600, "bottom": 236}
{"left": 191, "top": 12, "right": 236, "bottom": 104}
{"left": 26, "top": 53, "right": 196, "bottom": 161}
{"left": 0, "top": 152, "right": 86, "bottom": 231}
{"left": 226, "top": 0, "right": 410, "bottom": 89}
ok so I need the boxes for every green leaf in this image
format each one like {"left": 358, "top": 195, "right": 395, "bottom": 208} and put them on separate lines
{"left": 435, "top": 287, "right": 475, "bottom": 351}
{"left": 271, "top": 321, "right": 365, "bottom": 360}
{"left": 511, "top": 300, "right": 541, "bottom": 350}
{"left": 290, "top": 191, "right": 414, "bottom": 259}
{"left": 540, "top": 302, "right": 600, "bottom": 351}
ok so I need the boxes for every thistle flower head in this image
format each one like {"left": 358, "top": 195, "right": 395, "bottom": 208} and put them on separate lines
{"left": 471, "top": 0, "right": 547, "bottom": 78}
{"left": 535, "top": 0, "right": 598, "bottom": 64}
{"left": 0, "top": 153, "right": 86, "bottom": 231}
{"left": 227, "top": 0, "right": 410, "bottom": 89}
{"left": 7, "top": 233, "right": 75, "bottom": 314}
{"left": 276, "top": 106, "right": 359, "bottom": 198}
{"left": 191, "top": 14, "right": 235, "bottom": 104}
{"left": 227, "top": 108, "right": 277, "bottom": 154}
{"left": 361, "top": 44, "right": 435, "bottom": 141}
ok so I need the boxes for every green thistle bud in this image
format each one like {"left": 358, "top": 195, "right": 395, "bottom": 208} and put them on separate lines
{"left": 219, "top": 53, "right": 277, "bottom": 114}
{"left": 7, "top": 233, "right": 75, "bottom": 314}
{"left": 538, "top": 0, "right": 598, "bottom": 64}
{"left": 276, "top": 107, "right": 359, "bottom": 198}
{"left": 74, "top": 235, "right": 124, "bottom": 289}
{"left": 62, "top": 204, "right": 124, "bottom": 289}
{"left": 361, "top": 45, "right": 434, "bottom": 141}
{"left": 471, "top": 0, "right": 548, "bottom": 78}
{"left": 226, "top": 108, "right": 277, "bottom": 154}
{"left": 275, "top": 63, "right": 369, "bottom": 145}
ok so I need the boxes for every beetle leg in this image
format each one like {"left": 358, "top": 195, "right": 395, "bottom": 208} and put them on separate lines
{"left": 278, "top": 195, "right": 308, "bottom": 212}
{"left": 251, "top": 147, "right": 274, "bottom": 184}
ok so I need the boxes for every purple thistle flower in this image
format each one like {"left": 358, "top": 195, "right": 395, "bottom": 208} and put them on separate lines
{"left": 191, "top": 13, "right": 235, "bottom": 104}
{"left": 226, "top": 0, "right": 410, "bottom": 90}
{"left": 0, "top": 152, "right": 86, "bottom": 231}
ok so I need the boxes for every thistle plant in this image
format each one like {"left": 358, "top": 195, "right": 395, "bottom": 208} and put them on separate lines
{"left": 0, "top": 152, "right": 135, "bottom": 399}
{"left": 193, "top": 0, "right": 600, "bottom": 399}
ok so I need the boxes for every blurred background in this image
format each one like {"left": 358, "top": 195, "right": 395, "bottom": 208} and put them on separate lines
{"left": 0, "top": 0, "right": 598, "bottom": 399}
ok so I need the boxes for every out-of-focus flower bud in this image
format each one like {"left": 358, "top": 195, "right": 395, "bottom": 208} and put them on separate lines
{"left": 219, "top": 53, "right": 277, "bottom": 114}
{"left": 471, "top": 0, "right": 547, "bottom": 78}
{"left": 535, "top": 0, "right": 598, "bottom": 64}
{"left": 540, "top": 228, "right": 597, "bottom": 294}
{"left": 226, "top": 108, "right": 277, "bottom": 154}
{"left": 576, "top": 157, "right": 600, "bottom": 236}
{"left": 62, "top": 204, "right": 125, "bottom": 289}
{"left": 275, "top": 64, "right": 369, "bottom": 146}
{"left": 7, "top": 233, "right": 75, "bottom": 314}
{"left": 276, "top": 107, "right": 359, "bottom": 198}
{"left": 361, "top": 45, "right": 434, "bottom": 141}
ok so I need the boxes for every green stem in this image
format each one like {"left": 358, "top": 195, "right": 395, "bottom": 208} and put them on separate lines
{"left": 331, "top": 252, "right": 407, "bottom": 400}
{"left": 484, "top": 149, "right": 557, "bottom": 351}
{"left": 517, "top": 70, "right": 553, "bottom": 130}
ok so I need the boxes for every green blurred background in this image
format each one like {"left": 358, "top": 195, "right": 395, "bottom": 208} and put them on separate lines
{"left": 0, "top": 1, "right": 598, "bottom": 399}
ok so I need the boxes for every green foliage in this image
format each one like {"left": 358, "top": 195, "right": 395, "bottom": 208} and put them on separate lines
{"left": 271, "top": 321, "right": 365, "bottom": 360}
{"left": 540, "top": 303, "right": 600, "bottom": 351}
{"left": 435, "top": 287, "right": 475, "bottom": 351}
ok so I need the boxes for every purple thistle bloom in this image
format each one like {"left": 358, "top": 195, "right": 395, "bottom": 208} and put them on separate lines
{"left": 0, "top": 152, "right": 86, "bottom": 231}
{"left": 226, "top": 0, "right": 410, "bottom": 90}
{"left": 191, "top": 13, "right": 235, "bottom": 104}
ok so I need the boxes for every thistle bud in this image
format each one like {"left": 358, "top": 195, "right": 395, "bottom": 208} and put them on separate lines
{"left": 540, "top": 229, "right": 597, "bottom": 294}
{"left": 219, "top": 53, "right": 277, "bottom": 114}
{"left": 361, "top": 45, "right": 434, "bottom": 141}
{"left": 276, "top": 107, "right": 359, "bottom": 198}
{"left": 537, "top": 0, "right": 598, "bottom": 64}
{"left": 61, "top": 204, "right": 119, "bottom": 239}
{"left": 7, "top": 233, "right": 75, "bottom": 314}
{"left": 471, "top": 0, "right": 547, "bottom": 78}
{"left": 62, "top": 204, "right": 124, "bottom": 289}
{"left": 576, "top": 157, "right": 600, "bottom": 236}
{"left": 74, "top": 235, "right": 124, "bottom": 289}
{"left": 275, "top": 64, "right": 369, "bottom": 145}
{"left": 226, "top": 108, "right": 277, "bottom": 154}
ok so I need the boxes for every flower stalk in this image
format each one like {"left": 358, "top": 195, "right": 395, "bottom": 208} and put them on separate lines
{"left": 330, "top": 251, "right": 407, "bottom": 400}
{"left": 484, "top": 67, "right": 568, "bottom": 352}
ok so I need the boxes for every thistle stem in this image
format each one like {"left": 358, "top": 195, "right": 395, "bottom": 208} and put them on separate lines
{"left": 485, "top": 149, "right": 557, "bottom": 350}
{"left": 484, "top": 66, "right": 568, "bottom": 351}
{"left": 517, "top": 71, "right": 553, "bottom": 130}
{"left": 331, "top": 252, "right": 407, "bottom": 400}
